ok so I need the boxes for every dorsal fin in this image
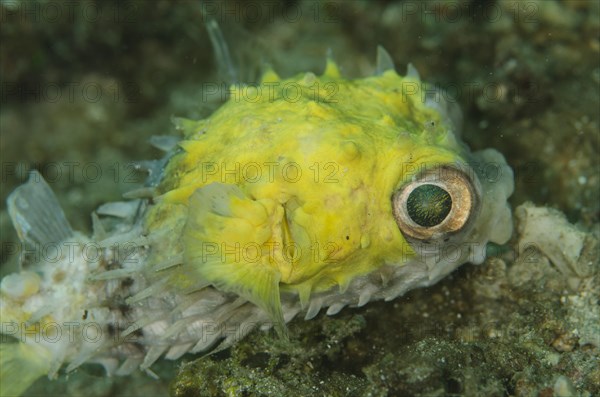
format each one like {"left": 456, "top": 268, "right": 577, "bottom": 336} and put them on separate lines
{"left": 204, "top": 18, "right": 238, "bottom": 84}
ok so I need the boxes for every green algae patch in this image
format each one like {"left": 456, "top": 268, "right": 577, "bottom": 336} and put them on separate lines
{"left": 170, "top": 315, "right": 367, "bottom": 397}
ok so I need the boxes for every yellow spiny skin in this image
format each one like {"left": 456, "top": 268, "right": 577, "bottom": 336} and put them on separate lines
{"left": 145, "top": 62, "right": 466, "bottom": 329}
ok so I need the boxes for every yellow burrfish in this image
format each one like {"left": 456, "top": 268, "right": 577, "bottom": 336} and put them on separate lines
{"left": 0, "top": 48, "right": 513, "bottom": 396}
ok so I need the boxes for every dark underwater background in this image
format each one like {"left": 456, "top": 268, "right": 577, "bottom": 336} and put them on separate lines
{"left": 1, "top": 1, "right": 598, "bottom": 396}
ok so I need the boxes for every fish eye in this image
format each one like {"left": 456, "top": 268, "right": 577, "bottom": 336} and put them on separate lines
{"left": 406, "top": 184, "right": 452, "bottom": 227}
{"left": 392, "top": 166, "right": 480, "bottom": 242}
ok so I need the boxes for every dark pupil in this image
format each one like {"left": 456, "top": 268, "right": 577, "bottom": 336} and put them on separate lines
{"left": 406, "top": 184, "right": 452, "bottom": 227}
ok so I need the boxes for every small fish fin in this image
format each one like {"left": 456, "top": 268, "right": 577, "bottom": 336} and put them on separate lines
{"left": 204, "top": 17, "right": 238, "bottom": 84}
{"left": 423, "top": 84, "right": 463, "bottom": 133}
{"left": 96, "top": 200, "right": 141, "bottom": 219}
{"left": 260, "top": 67, "right": 280, "bottom": 84}
{"left": 228, "top": 264, "right": 287, "bottom": 338}
{"left": 337, "top": 276, "right": 352, "bottom": 294}
{"left": 0, "top": 343, "right": 51, "bottom": 397}
{"left": 122, "top": 186, "right": 158, "bottom": 200}
{"left": 406, "top": 62, "right": 421, "bottom": 81}
{"left": 183, "top": 183, "right": 287, "bottom": 336}
{"left": 148, "top": 135, "right": 180, "bottom": 152}
{"left": 7, "top": 170, "right": 73, "bottom": 247}
{"left": 323, "top": 49, "right": 341, "bottom": 79}
{"left": 376, "top": 45, "right": 396, "bottom": 75}
{"left": 91, "top": 212, "right": 107, "bottom": 240}
{"left": 295, "top": 283, "right": 312, "bottom": 310}
{"left": 171, "top": 116, "right": 208, "bottom": 139}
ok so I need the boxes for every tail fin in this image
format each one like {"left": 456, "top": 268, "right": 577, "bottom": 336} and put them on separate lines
{"left": 7, "top": 170, "right": 73, "bottom": 248}
{"left": 0, "top": 343, "right": 51, "bottom": 396}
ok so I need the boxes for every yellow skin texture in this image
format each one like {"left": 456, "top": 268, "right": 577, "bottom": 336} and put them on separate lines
{"left": 145, "top": 63, "right": 467, "bottom": 329}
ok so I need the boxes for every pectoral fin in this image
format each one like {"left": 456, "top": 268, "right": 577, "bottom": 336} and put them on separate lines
{"left": 183, "top": 183, "right": 286, "bottom": 335}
